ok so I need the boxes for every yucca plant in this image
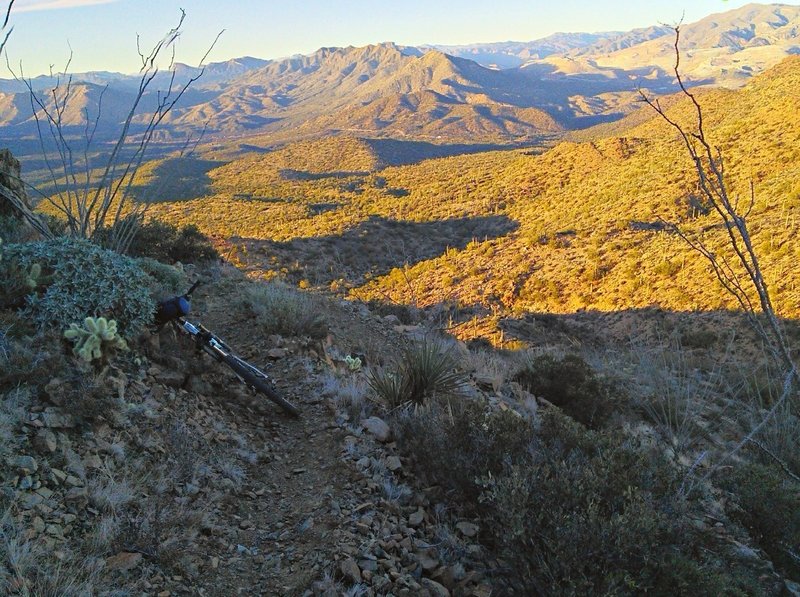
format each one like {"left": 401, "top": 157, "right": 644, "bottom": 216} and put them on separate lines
{"left": 369, "top": 337, "right": 466, "bottom": 408}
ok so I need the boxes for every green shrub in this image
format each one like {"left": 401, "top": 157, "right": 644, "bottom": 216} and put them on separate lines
{"left": 513, "top": 353, "right": 615, "bottom": 428}
{"left": 239, "top": 282, "right": 328, "bottom": 339}
{"left": 3, "top": 238, "right": 155, "bottom": 334}
{"left": 396, "top": 402, "right": 763, "bottom": 594}
{"left": 96, "top": 217, "right": 219, "bottom": 264}
{"left": 723, "top": 462, "right": 800, "bottom": 580}
{"left": 396, "top": 398, "right": 534, "bottom": 501}
{"left": 369, "top": 337, "right": 466, "bottom": 407}
{"left": 135, "top": 257, "right": 187, "bottom": 298}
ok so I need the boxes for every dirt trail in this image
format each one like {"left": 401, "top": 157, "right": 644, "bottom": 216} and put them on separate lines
{"left": 166, "top": 277, "right": 486, "bottom": 596}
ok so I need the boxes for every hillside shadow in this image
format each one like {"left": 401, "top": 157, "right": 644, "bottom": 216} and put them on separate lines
{"left": 134, "top": 157, "right": 219, "bottom": 202}
{"left": 404, "top": 301, "right": 800, "bottom": 363}
{"left": 363, "top": 138, "right": 527, "bottom": 167}
{"left": 233, "top": 214, "right": 518, "bottom": 284}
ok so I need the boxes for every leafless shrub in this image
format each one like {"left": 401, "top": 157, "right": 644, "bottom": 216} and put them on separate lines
{"left": 627, "top": 337, "right": 721, "bottom": 449}
{"left": 8, "top": 10, "right": 221, "bottom": 252}
{"left": 640, "top": 25, "right": 800, "bottom": 478}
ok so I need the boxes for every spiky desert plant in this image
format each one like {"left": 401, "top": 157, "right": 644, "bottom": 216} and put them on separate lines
{"left": 64, "top": 316, "right": 128, "bottom": 362}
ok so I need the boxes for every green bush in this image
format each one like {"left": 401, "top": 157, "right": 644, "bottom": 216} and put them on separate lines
{"left": 135, "top": 257, "right": 187, "bottom": 298}
{"left": 396, "top": 402, "right": 763, "bottom": 595}
{"left": 723, "top": 462, "right": 800, "bottom": 580}
{"left": 97, "top": 218, "right": 219, "bottom": 264}
{"left": 3, "top": 238, "right": 154, "bottom": 334}
{"left": 513, "top": 353, "right": 615, "bottom": 428}
{"left": 396, "top": 398, "right": 533, "bottom": 501}
{"left": 369, "top": 337, "right": 466, "bottom": 407}
{"left": 239, "top": 282, "right": 328, "bottom": 339}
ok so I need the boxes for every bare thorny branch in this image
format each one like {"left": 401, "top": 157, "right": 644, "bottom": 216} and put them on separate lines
{"left": 640, "top": 25, "right": 799, "bottom": 483}
{"left": 0, "top": 0, "right": 13, "bottom": 55}
{"left": 5, "top": 9, "right": 222, "bottom": 252}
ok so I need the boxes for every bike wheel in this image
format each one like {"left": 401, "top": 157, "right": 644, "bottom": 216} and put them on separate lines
{"left": 221, "top": 353, "right": 300, "bottom": 417}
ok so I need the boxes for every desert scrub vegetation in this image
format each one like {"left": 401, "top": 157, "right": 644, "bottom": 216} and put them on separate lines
{"left": 368, "top": 336, "right": 467, "bottom": 408}
{"left": 512, "top": 352, "right": 617, "bottom": 428}
{"left": 395, "top": 397, "right": 768, "bottom": 594}
{"left": 2, "top": 237, "right": 155, "bottom": 333}
{"left": 238, "top": 281, "right": 328, "bottom": 339}
{"left": 96, "top": 217, "right": 219, "bottom": 264}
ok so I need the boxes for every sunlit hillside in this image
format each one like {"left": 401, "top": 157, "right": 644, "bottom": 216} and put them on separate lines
{"left": 135, "top": 55, "right": 800, "bottom": 344}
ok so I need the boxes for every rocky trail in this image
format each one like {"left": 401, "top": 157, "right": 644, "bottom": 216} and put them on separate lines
{"left": 180, "top": 277, "right": 492, "bottom": 596}
{"left": 4, "top": 267, "right": 492, "bottom": 596}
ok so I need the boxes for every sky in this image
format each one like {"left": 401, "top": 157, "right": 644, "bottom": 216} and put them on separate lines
{"left": 2, "top": 0, "right": 798, "bottom": 76}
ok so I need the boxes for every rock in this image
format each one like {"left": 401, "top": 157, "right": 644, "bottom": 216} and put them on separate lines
{"left": 43, "top": 378, "right": 67, "bottom": 406}
{"left": 9, "top": 455, "right": 38, "bottom": 475}
{"left": 32, "top": 517, "right": 46, "bottom": 533}
{"left": 418, "top": 552, "right": 439, "bottom": 573}
{"left": 150, "top": 367, "right": 185, "bottom": 389}
{"left": 20, "top": 493, "right": 43, "bottom": 510}
{"left": 41, "top": 412, "right": 76, "bottom": 429}
{"left": 64, "top": 487, "right": 88, "bottom": 509}
{"left": 33, "top": 430, "right": 58, "bottom": 454}
{"left": 362, "top": 417, "right": 391, "bottom": 442}
{"left": 267, "top": 348, "right": 288, "bottom": 359}
{"left": 472, "top": 583, "right": 493, "bottom": 597}
{"left": 358, "top": 558, "right": 378, "bottom": 573}
{"left": 421, "top": 578, "right": 450, "bottom": 597}
{"left": 731, "top": 541, "right": 760, "bottom": 562}
{"left": 340, "top": 558, "right": 362, "bottom": 583}
{"left": 105, "top": 551, "right": 143, "bottom": 572}
{"left": 382, "top": 315, "right": 401, "bottom": 325}
{"left": 455, "top": 521, "right": 479, "bottom": 538}
{"left": 386, "top": 456, "right": 402, "bottom": 472}
{"left": 785, "top": 580, "right": 800, "bottom": 597}
{"left": 408, "top": 508, "right": 424, "bottom": 528}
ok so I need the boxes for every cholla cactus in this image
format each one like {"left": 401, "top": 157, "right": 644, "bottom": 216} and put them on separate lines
{"left": 23, "top": 263, "right": 44, "bottom": 289}
{"left": 64, "top": 317, "right": 128, "bottom": 362}
{"left": 344, "top": 355, "right": 362, "bottom": 372}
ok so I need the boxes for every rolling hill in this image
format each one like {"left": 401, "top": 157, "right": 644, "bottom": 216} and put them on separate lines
{"left": 132, "top": 53, "right": 800, "bottom": 347}
{"left": 2, "top": 3, "right": 798, "bottom": 158}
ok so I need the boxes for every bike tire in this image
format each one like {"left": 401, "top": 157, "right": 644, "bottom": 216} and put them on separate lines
{"left": 221, "top": 353, "right": 300, "bottom": 417}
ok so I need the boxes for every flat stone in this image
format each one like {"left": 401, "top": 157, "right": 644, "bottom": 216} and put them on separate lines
{"left": 21, "top": 493, "right": 44, "bottom": 510}
{"left": 362, "top": 417, "right": 391, "bottom": 442}
{"left": 421, "top": 578, "right": 450, "bottom": 597}
{"left": 455, "top": 521, "right": 479, "bottom": 538}
{"left": 9, "top": 455, "right": 38, "bottom": 475}
{"left": 41, "top": 412, "right": 76, "bottom": 429}
{"left": 106, "top": 552, "right": 143, "bottom": 571}
{"left": 340, "top": 557, "right": 362, "bottom": 583}
{"left": 408, "top": 508, "right": 424, "bottom": 528}
{"left": 151, "top": 368, "right": 185, "bottom": 389}
{"left": 267, "top": 348, "right": 287, "bottom": 359}
{"left": 33, "top": 430, "right": 58, "bottom": 454}
{"left": 418, "top": 553, "right": 439, "bottom": 572}
{"left": 64, "top": 487, "right": 88, "bottom": 509}
{"left": 385, "top": 456, "right": 402, "bottom": 472}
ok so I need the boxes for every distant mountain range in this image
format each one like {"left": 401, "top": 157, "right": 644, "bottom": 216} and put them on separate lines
{"left": 0, "top": 3, "right": 798, "bottom": 152}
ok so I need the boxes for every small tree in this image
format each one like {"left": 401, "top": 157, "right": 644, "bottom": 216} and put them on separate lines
{"left": 640, "top": 25, "right": 798, "bottom": 476}
{"left": 10, "top": 9, "right": 220, "bottom": 252}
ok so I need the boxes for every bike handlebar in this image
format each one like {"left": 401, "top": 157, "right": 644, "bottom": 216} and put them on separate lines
{"left": 154, "top": 280, "right": 202, "bottom": 328}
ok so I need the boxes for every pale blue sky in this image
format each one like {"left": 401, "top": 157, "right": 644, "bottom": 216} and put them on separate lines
{"left": 3, "top": 0, "right": 796, "bottom": 75}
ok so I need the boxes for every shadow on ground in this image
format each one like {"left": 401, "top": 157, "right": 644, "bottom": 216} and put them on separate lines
{"left": 232, "top": 214, "right": 518, "bottom": 285}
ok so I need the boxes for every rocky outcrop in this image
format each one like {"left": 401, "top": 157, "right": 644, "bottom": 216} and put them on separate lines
{"left": 0, "top": 148, "right": 31, "bottom": 218}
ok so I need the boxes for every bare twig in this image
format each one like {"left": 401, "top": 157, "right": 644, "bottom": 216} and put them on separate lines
{"left": 642, "top": 26, "right": 799, "bottom": 484}
{"left": 0, "top": 0, "right": 14, "bottom": 55}
{"left": 7, "top": 10, "right": 222, "bottom": 253}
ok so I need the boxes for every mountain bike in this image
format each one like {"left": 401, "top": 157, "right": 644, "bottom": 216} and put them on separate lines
{"left": 154, "top": 281, "right": 300, "bottom": 417}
